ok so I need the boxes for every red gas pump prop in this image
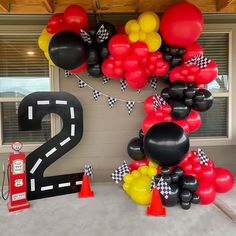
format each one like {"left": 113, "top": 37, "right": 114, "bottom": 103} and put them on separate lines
{"left": 8, "top": 141, "right": 30, "bottom": 212}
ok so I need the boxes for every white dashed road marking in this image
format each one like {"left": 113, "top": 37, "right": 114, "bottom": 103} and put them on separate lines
{"left": 45, "top": 147, "right": 57, "bottom": 157}
{"left": 30, "top": 158, "right": 42, "bottom": 174}
{"left": 60, "top": 137, "right": 71, "bottom": 146}
{"left": 30, "top": 179, "right": 36, "bottom": 191}
{"left": 71, "top": 124, "right": 75, "bottom": 136}
{"left": 58, "top": 182, "right": 71, "bottom": 188}
{"left": 37, "top": 100, "right": 50, "bottom": 105}
{"left": 41, "top": 185, "right": 53, "bottom": 191}
{"left": 28, "top": 106, "right": 33, "bottom": 120}
{"left": 70, "top": 107, "right": 75, "bottom": 119}
{"left": 56, "top": 100, "right": 67, "bottom": 105}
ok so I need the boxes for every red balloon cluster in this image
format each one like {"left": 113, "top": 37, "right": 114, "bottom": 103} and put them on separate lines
{"left": 178, "top": 150, "right": 234, "bottom": 205}
{"left": 142, "top": 96, "right": 201, "bottom": 133}
{"left": 46, "top": 5, "right": 89, "bottom": 34}
{"left": 102, "top": 35, "right": 169, "bottom": 90}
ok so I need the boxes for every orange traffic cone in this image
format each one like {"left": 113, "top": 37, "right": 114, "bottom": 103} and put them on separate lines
{"left": 78, "top": 174, "right": 94, "bottom": 198}
{"left": 146, "top": 188, "right": 166, "bottom": 216}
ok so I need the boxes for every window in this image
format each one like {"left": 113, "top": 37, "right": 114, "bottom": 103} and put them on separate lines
{"left": 0, "top": 28, "right": 59, "bottom": 152}
{"left": 190, "top": 30, "right": 232, "bottom": 145}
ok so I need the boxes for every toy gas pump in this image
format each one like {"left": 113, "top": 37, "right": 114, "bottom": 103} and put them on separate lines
{"left": 7, "top": 141, "right": 30, "bottom": 212}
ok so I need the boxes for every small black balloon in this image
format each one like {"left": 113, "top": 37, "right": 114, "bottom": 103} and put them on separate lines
{"left": 191, "top": 193, "right": 200, "bottom": 204}
{"left": 169, "top": 81, "right": 188, "bottom": 100}
{"left": 171, "top": 57, "right": 182, "bottom": 67}
{"left": 163, "top": 53, "right": 172, "bottom": 62}
{"left": 180, "top": 190, "right": 192, "bottom": 202}
{"left": 192, "top": 89, "right": 214, "bottom": 112}
{"left": 161, "top": 88, "right": 170, "bottom": 100}
{"left": 87, "top": 64, "right": 102, "bottom": 77}
{"left": 173, "top": 166, "right": 184, "bottom": 178}
{"left": 160, "top": 74, "right": 171, "bottom": 84}
{"left": 98, "top": 41, "right": 110, "bottom": 60}
{"left": 87, "top": 48, "right": 99, "bottom": 65}
{"left": 170, "top": 47, "right": 179, "bottom": 56}
{"left": 127, "top": 137, "right": 145, "bottom": 161}
{"left": 194, "top": 90, "right": 205, "bottom": 102}
{"left": 143, "top": 122, "right": 190, "bottom": 167}
{"left": 161, "top": 183, "right": 180, "bottom": 207}
{"left": 184, "top": 98, "right": 193, "bottom": 107}
{"left": 181, "top": 175, "right": 199, "bottom": 192}
{"left": 49, "top": 31, "right": 87, "bottom": 70}
{"left": 178, "top": 47, "right": 186, "bottom": 56}
{"left": 162, "top": 174, "right": 172, "bottom": 185}
{"left": 161, "top": 167, "right": 171, "bottom": 175}
{"left": 170, "top": 101, "right": 191, "bottom": 119}
{"left": 181, "top": 201, "right": 191, "bottom": 210}
{"left": 154, "top": 174, "right": 162, "bottom": 184}
{"left": 170, "top": 173, "right": 179, "bottom": 183}
{"left": 185, "top": 87, "right": 197, "bottom": 99}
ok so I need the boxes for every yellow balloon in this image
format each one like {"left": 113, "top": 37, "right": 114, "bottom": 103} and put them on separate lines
{"left": 145, "top": 32, "right": 162, "bottom": 52}
{"left": 139, "top": 31, "right": 146, "bottom": 41}
{"left": 138, "top": 11, "right": 158, "bottom": 33}
{"left": 44, "top": 51, "right": 55, "bottom": 66}
{"left": 149, "top": 161, "right": 159, "bottom": 168}
{"left": 38, "top": 28, "right": 53, "bottom": 52}
{"left": 128, "top": 32, "right": 139, "bottom": 43}
{"left": 130, "top": 22, "right": 140, "bottom": 32}
{"left": 125, "top": 19, "right": 138, "bottom": 34}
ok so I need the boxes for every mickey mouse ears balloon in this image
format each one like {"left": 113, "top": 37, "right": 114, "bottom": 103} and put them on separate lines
{"left": 160, "top": 2, "right": 203, "bottom": 47}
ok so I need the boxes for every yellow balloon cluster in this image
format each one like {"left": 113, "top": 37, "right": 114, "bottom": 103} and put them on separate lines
{"left": 38, "top": 28, "right": 55, "bottom": 66}
{"left": 125, "top": 11, "right": 162, "bottom": 52}
{"left": 123, "top": 164, "right": 158, "bottom": 205}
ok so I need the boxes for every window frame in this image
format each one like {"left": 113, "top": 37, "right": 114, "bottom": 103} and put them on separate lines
{"left": 0, "top": 25, "right": 60, "bottom": 153}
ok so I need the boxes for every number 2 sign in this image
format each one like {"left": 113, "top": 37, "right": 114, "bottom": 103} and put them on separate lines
{"left": 18, "top": 92, "right": 84, "bottom": 200}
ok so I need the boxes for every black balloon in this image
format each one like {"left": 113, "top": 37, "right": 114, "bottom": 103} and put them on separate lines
{"left": 154, "top": 174, "right": 162, "bottom": 184}
{"left": 173, "top": 166, "right": 184, "bottom": 178}
{"left": 181, "top": 201, "right": 191, "bottom": 210}
{"left": 161, "top": 87, "right": 170, "bottom": 100}
{"left": 98, "top": 41, "right": 110, "bottom": 60}
{"left": 127, "top": 137, "right": 145, "bottom": 161}
{"left": 184, "top": 98, "right": 193, "bottom": 107}
{"left": 170, "top": 101, "right": 191, "bottom": 119}
{"left": 49, "top": 31, "right": 87, "bottom": 70}
{"left": 180, "top": 190, "right": 192, "bottom": 202}
{"left": 87, "top": 48, "right": 99, "bottom": 65}
{"left": 170, "top": 173, "right": 179, "bottom": 183}
{"left": 143, "top": 122, "right": 190, "bottom": 166}
{"left": 191, "top": 193, "right": 200, "bottom": 204}
{"left": 169, "top": 81, "right": 188, "bottom": 100}
{"left": 161, "top": 183, "right": 180, "bottom": 207}
{"left": 162, "top": 174, "right": 172, "bottom": 185}
{"left": 192, "top": 89, "right": 214, "bottom": 112}
{"left": 87, "top": 64, "right": 102, "bottom": 77}
{"left": 185, "top": 87, "right": 197, "bottom": 99}
{"left": 161, "top": 167, "right": 171, "bottom": 175}
{"left": 181, "top": 175, "right": 198, "bottom": 192}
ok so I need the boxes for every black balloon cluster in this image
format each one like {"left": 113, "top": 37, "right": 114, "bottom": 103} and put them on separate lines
{"left": 161, "top": 81, "right": 214, "bottom": 119}
{"left": 155, "top": 166, "right": 200, "bottom": 210}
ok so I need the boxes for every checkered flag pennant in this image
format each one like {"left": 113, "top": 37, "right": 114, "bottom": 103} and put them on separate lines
{"left": 187, "top": 55, "right": 211, "bottom": 69}
{"left": 93, "top": 90, "right": 102, "bottom": 101}
{"left": 137, "top": 89, "right": 141, "bottom": 93}
{"left": 79, "top": 79, "right": 87, "bottom": 88}
{"left": 96, "top": 24, "right": 109, "bottom": 43}
{"left": 149, "top": 77, "right": 157, "bottom": 90}
{"left": 157, "top": 95, "right": 168, "bottom": 105}
{"left": 153, "top": 95, "right": 162, "bottom": 111}
{"left": 102, "top": 76, "right": 110, "bottom": 85}
{"left": 197, "top": 148, "right": 209, "bottom": 165}
{"left": 150, "top": 176, "right": 156, "bottom": 191}
{"left": 126, "top": 101, "right": 135, "bottom": 115}
{"left": 65, "top": 70, "right": 72, "bottom": 77}
{"left": 80, "top": 29, "right": 93, "bottom": 44}
{"left": 111, "top": 161, "right": 130, "bottom": 184}
{"left": 84, "top": 164, "right": 93, "bottom": 177}
{"left": 107, "top": 96, "right": 117, "bottom": 108}
{"left": 120, "top": 79, "right": 128, "bottom": 92}
{"left": 157, "top": 177, "right": 172, "bottom": 199}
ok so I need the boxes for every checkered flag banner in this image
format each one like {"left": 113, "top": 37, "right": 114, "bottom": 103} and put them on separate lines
{"left": 65, "top": 70, "right": 72, "bottom": 77}
{"left": 96, "top": 24, "right": 109, "bottom": 43}
{"left": 187, "top": 55, "right": 211, "bottom": 69}
{"left": 111, "top": 161, "right": 130, "bottom": 184}
{"left": 197, "top": 148, "right": 209, "bottom": 165}
{"left": 153, "top": 95, "right": 162, "bottom": 111}
{"left": 157, "top": 177, "right": 172, "bottom": 199}
{"left": 80, "top": 29, "right": 93, "bottom": 44}
{"left": 120, "top": 79, "right": 128, "bottom": 92}
{"left": 157, "top": 95, "right": 168, "bottom": 105}
{"left": 150, "top": 176, "right": 156, "bottom": 191}
{"left": 137, "top": 89, "right": 141, "bottom": 93}
{"left": 102, "top": 76, "right": 110, "bottom": 85}
{"left": 93, "top": 90, "right": 102, "bottom": 101}
{"left": 84, "top": 164, "right": 93, "bottom": 177}
{"left": 79, "top": 79, "right": 87, "bottom": 88}
{"left": 107, "top": 96, "right": 117, "bottom": 108}
{"left": 149, "top": 77, "right": 157, "bottom": 90}
{"left": 126, "top": 101, "right": 135, "bottom": 115}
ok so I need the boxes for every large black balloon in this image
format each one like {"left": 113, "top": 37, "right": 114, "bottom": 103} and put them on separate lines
{"left": 170, "top": 101, "right": 191, "bottom": 119}
{"left": 127, "top": 137, "right": 145, "bottom": 161}
{"left": 161, "top": 183, "right": 180, "bottom": 207}
{"left": 192, "top": 89, "right": 214, "bottom": 112}
{"left": 49, "top": 31, "right": 87, "bottom": 70}
{"left": 143, "top": 122, "right": 190, "bottom": 166}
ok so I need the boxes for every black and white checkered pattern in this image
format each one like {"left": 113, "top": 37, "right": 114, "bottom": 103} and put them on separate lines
{"left": 153, "top": 95, "right": 161, "bottom": 111}
{"left": 120, "top": 79, "right": 127, "bottom": 92}
{"left": 126, "top": 101, "right": 135, "bottom": 115}
{"left": 65, "top": 70, "right": 72, "bottom": 77}
{"left": 197, "top": 148, "right": 209, "bottom": 165}
{"left": 111, "top": 161, "right": 130, "bottom": 184}
{"left": 96, "top": 24, "right": 109, "bottom": 43}
{"left": 102, "top": 76, "right": 110, "bottom": 85}
{"left": 149, "top": 77, "right": 157, "bottom": 90}
{"left": 150, "top": 176, "right": 156, "bottom": 191}
{"left": 157, "top": 95, "right": 168, "bottom": 105}
{"left": 93, "top": 90, "right": 102, "bottom": 101}
{"left": 84, "top": 164, "right": 93, "bottom": 177}
{"left": 187, "top": 55, "right": 211, "bottom": 69}
{"left": 80, "top": 29, "right": 93, "bottom": 44}
{"left": 108, "top": 96, "right": 117, "bottom": 108}
{"left": 157, "top": 177, "right": 171, "bottom": 199}
{"left": 79, "top": 79, "right": 87, "bottom": 88}
{"left": 137, "top": 89, "right": 141, "bottom": 93}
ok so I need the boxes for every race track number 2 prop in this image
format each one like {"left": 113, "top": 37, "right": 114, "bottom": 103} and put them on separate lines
{"left": 18, "top": 92, "right": 83, "bottom": 200}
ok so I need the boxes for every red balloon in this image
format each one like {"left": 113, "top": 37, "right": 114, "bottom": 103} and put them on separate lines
{"left": 69, "top": 62, "right": 87, "bottom": 73}
{"left": 123, "top": 54, "right": 140, "bottom": 71}
{"left": 47, "top": 13, "right": 67, "bottom": 34}
{"left": 162, "top": 104, "right": 172, "bottom": 114}
{"left": 144, "top": 96, "right": 155, "bottom": 114}
{"left": 101, "top": 57, "right": 124, "bottom": 79}
{"left": 142, "top": 115, "right": 164, "bottom": 133}
{"left": 131, "top": 41, "right": 149, "bottom": 59}
{"left": 154, "top": 59, "right": 169, "bottom": 77}
{"left": 213, "top": 167, "right": 234, "bottom": 193}
{"left": 183, "top": 42, "right": 204, "bottom": 61}
{"left": 63, "top": 5, "right": 89, "bottom": 30}
{"left": 196, "top": 182, "right": 216, "bottom": 205}
{"left": 172, "top": 119, "right": 190, "bottom": 134}
{"left": 186, "top": 110, "right": 202, "bottom": 132}
{"left": 188, "top": 151, "right": 200, "bottom": 164}
{"left": 199, "top": 165, "right": 215, "bottom": 183}
{"left": 160, "top": 2, "right": 203, "bottom": 46}
{"left": 125, "top": 69, "right": 148, "bottom": 89}
{"left": 108, "top": 35, "right": 131, "bottom": 58}
{"left": 192, "top": 163, "right": 202, "bottom": 176}
{"left": 181, "top": 162, "right": 193, "bottom": 172}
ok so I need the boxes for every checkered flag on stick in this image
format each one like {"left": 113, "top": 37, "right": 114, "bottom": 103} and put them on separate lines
{"left": 120, "top": 79, "right": 127, "bottom": 92}
{"left": 187, "top": 55, "right": 211, "bottom": 69}
{"left": 197, "top": 148, "right": 209, "bottom": 165}
{"left": 79, "top": 79, "right": 87, "bottom": 88}
{"left": 84, "top": 164, "right": 93, "bottom": 177}
{"left": 93, "top": 90, "right": 102, "bottom": 101}
{"left": 107, "top": 96, "right": 117, "bottom": 108}
{"left": 102, "top": 76, "right": 110, "bottom": 85}
{"left": 80, "top": 29, "right": 93, "bottom": 44}
{"left": 150, "top": 176, "right": 156, "bottom": 191}
{"left": 153, "top": 95, "right": 162, "bottom": 111}
{"left": 149, "top": 77, "right": 157, "bottom": 90}
{"left": 96, "top": 24, "right": 109, "bottom": 43}
{"left": 157, "top": 177, "right": 171, "bottom": 199}
{"left": 111, "top": 161, "right": 130, "bottom": 184}
{"left": 126, "top": 101, "right": 135, "bottom": 115}
{"left": 65, "top": 70, "right": 72, "bottom": 77}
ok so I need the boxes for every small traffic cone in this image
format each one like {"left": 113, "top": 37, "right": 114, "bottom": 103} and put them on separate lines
{"left": 78, "top": 174, "right": 94, "bottom": 198}
{"left": 146, "top": 188, "right": 166, "bottom": 216}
